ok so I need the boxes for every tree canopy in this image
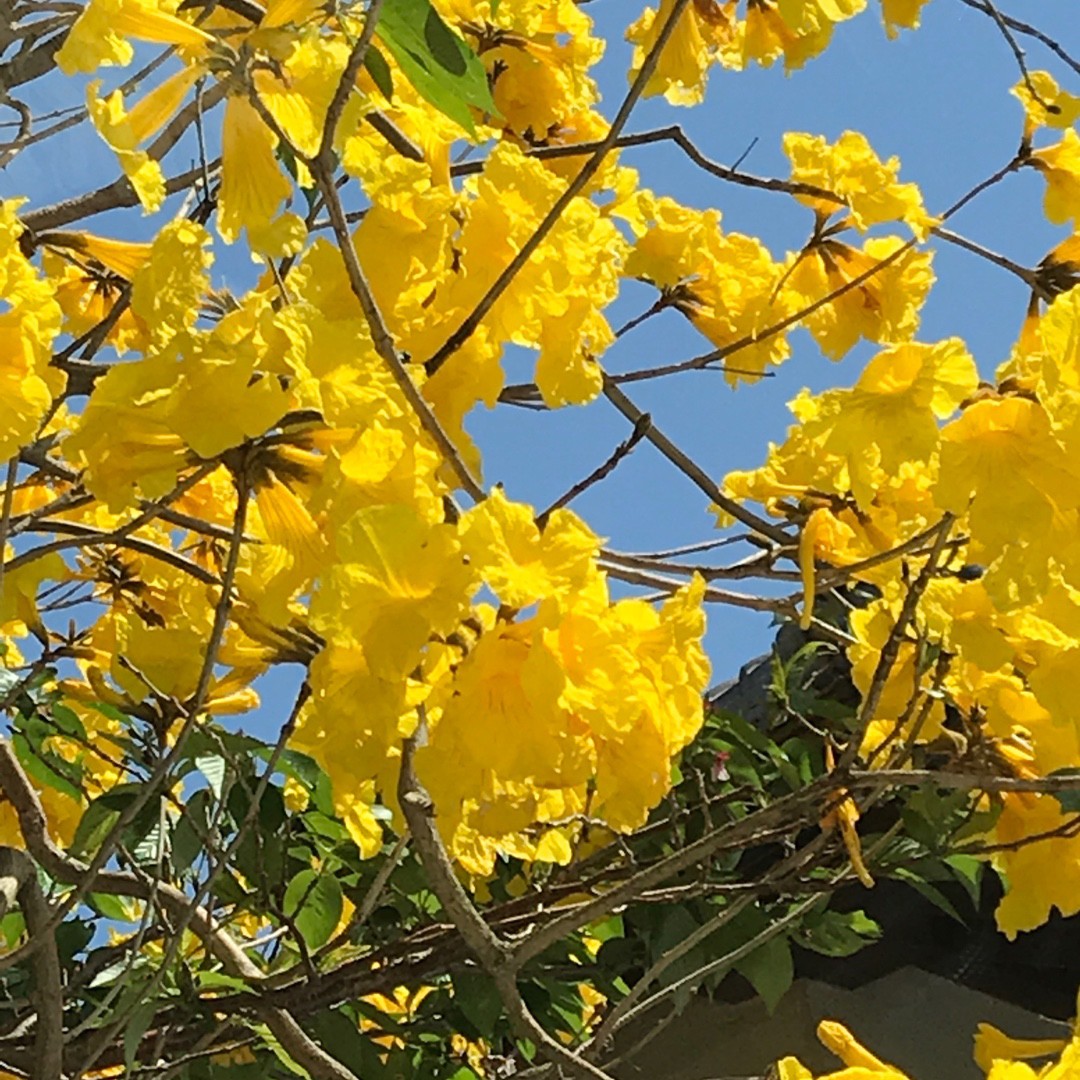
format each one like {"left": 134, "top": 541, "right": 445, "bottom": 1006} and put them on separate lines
{"left": 1, "top": 0, "right": 1080, "bottom": 1077}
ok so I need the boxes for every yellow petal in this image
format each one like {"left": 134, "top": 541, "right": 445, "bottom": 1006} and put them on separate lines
{"left": 218, "top": 95, "right": 292, "bottom": 243}
{"left": 817, "top": 1021, "right": 898, "bottom": 1072}
{"left": 974, "top": 1024, "right": 1065, "bottom": 1075}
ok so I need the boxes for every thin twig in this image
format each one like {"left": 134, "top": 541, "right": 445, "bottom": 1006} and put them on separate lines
{"left": 535, "top": 413, "right": 651, "bottom": 529}
{"left": 601, "top": 375, "right": 792, "bottom": 545}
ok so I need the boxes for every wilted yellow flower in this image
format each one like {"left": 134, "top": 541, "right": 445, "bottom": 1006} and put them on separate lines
{"left": 974, "top": 1023, "right": 1066, "bottom": 1074}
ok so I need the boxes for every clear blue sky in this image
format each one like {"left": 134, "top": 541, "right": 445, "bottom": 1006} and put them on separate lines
{"left": 3, "top": 0, "right": 1077, "bottom": 693}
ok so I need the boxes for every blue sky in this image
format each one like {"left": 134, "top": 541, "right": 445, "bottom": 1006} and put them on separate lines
{"left": 3, "top": 0, "right": 1078, "bottom": 694}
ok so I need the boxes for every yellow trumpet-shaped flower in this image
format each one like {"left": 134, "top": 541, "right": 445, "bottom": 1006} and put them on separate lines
{"left": 820, "top": 745, "right": 875, "bottom": 888}
{"left": 56, "top": 0, "right": 212, "bottom": 74}
{"left": 974, "top": 1024, "right": 1066, "bottom": 1075}
{"left": 817, "top": 1020, "right": 902, "bottom": 1072}
{"left": 218, "top": 95, "right": 294, "bottom": 245}
{"left": 1012, "top": 71, "right": 1080, "bottom": 139}
{"left": 1032, "top": 128, "right": 1080, "bottom": 227}
{"left": 798, "top": 506, "right": 857, "bottom": 630}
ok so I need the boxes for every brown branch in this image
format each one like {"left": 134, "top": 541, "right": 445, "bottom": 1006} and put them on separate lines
{"left": 0, "top": 739, "right": 361, "bottom": 1080}
{"left": 317, "top": 0, "right": 384, "bottom": 161}
{"left": 933, "top": 225, "right": 1037, "bottom": 286}
{"left": 609, "top": 154, "right": 1025, "bottom": 387}
{"left": 18, "top": 520, "right": 221, "bottom": 584}
{"left": 398, "top": 727, "right": 616, "bottom": 1080}
{"left": 512, "top": 777, "right": 834, "bottom": 967}
{"left": 4, "top": 461, "right": 218, "bottom": 576}
{"left": 955, "top": 0, "right": 1080, "bottom": 76}
{"left": 601, "top": 375, "right": 792, "bottom": 545}
{"left": 0, "top": 847, "right": 62, "bottom": 1080}
{"left": 535, "top": 413, "right": 651, "bottom": 529}
{"left": 838, "top": 514, "right": 955, "bottom": 771}
{"left": 598, "top": 558, "right": 792, "bottom": 614}
{"left": 449, "top": 124, "right": 842, "bottom": 206}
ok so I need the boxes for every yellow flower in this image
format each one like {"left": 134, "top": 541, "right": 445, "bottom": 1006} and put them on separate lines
{"left": 129, "top": 218, "right": 212, "bottom": 350}
{"left": 448, "top": 144, "right": 625, "bottom": 405}
{"left": 626, "top": 0, "right": 736, "bottom": 105}
{"left": 282, "top": 777, "right": 311, "bottom": 813}
{"left": 790, "top": 339, "right": 976, "bottom": 509}
{"left": 937, "top": 396, "right": 1080, "bottom": 569}
{"left": 775, "top": 1060, "right": 814, "bottom": 1080}
{"left": 784, "top": 235, "right": 935, "bottom": 361}
{"left": 458, "top": 487, "right": 601, "bottom": 609}
{"left": 1032, "top": 128, "right": 1080, "bottom": 227}
{"left": 626, "top": 198, "right": 795, "bottom": 381}
{"left": 468, "top": 0, "right": 604, "bottom": 137}
{"left": 1012, "top": 71, "right": 1080, "bottom": 139}
{"left": 729, "top": 0, "right": 862, "bottom": 72}
{"left": 798, "top": 506, "right": 858, "bottom": 629}
{"left": 0, "top": 200, "right": 64, "bottom": 460}
{"left": 218, "top": 95, "right": 294, "bottom": 245}
{"left": 817, "top": 1020, "right": 904, "bottom": 1073}
{"left": 84, "top": 70, "right": 202, "bottom": 213}
{"left": 990, "top": 794, "right": 1080, "bottom": 937}
{"left": 820, "top": 745, "right": 874, "bottom": 888}
{"left": 974, "top": 1024, "right": 1066, "bottom": 1074}
{"left": 784, "top": 130, "right": 934, "bottom": 238}
{"left": 56, "top": 0, "right": 212, "bottom": 74}
{"left": 311, "top": 504, "right": 473, "bottom": 678}
{"left": 879, "top": 0, "right": 931, "bottom": 38}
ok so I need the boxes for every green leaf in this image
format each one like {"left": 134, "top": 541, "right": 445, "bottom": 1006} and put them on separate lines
{"left": 132, "top": 820, "right": 165, "bottom": 867}
{"left": 308, "top": 1006, "right": 388, "bottom": 1077}
{"left": 946, "top": 853, "right": 983, "bottom": 904}
{"left": 195, "top": 754, "right": 228, "bottom": 800}
{"left": 12, "top": 732, "right": 82, "bottom": 803}
{"left": 453, "top": 969, "right": 503, "bottom": 1038}
{"left": 90, "top": 954, "right": 148, "bottom": 989}
{"left": 304, "top": 811, "right": 347, "bottom": 841}
{"left": 735, "top": 935, "right": 793, "bottom": 1013}
{"left": 125, "top": 1001, "right": 157, "bottom": 1073}
{"left": 891, "top": 867, "right": 966, "bottom": 924}
{"left": 375, "top": 0, "right": 496, "bottom": 134}
{"left": 88, "top": 893, "right": 133, "bottom": 921}
{"left": 283, "top": 869, "right": 343, "bottom": 950}
{"left": 364, "top": 43, "right": 394, "bottom": 102}
{"left": 797, "top": 908, "right": 881, "bottom": 958}
{"left": 0, "top": 911, "right": 24, "bottom": 948}
{"left": 254, "top": 1023, "right": 312, "bottom": 1078}
{"left": 265, "top": 747, "right": 323, "bottom": 789}
{"left": 171, "top": 789, "right": 211, "bottom": 874}
{"left": 196, "top": 970, "right": 256, "bottom": 994}
{"left": 50, "top": 703, "right": 87, "bottom": 739}
{"left": 586, "top": 914, "right": 624, "bottom": 945}
{"left": 87, "top": 700, "right": 128, "bottom": 723}
{"left": 72, "top": 799, "right": 122, "bottom": 859}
